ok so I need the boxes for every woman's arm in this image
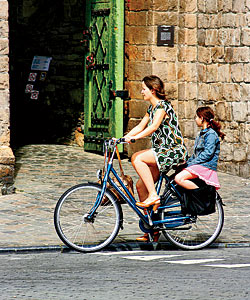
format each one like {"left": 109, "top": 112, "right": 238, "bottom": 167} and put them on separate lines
{"left": 124, "top": 113, "right": 149, "bottom": 139}
{"left": 129, "top": 109, "right": 166, "bottom": 141}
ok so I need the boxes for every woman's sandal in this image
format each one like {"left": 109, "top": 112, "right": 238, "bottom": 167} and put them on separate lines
{"left": 136, "top": 232, "right": 160, "bottom": 243}
{"left": 136, "top": 196, "right": 160, "bottom": 209}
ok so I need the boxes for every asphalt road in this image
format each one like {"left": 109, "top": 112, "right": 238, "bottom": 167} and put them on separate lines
{"left": 0, "top": 247, "right": 250, "bottom": 300}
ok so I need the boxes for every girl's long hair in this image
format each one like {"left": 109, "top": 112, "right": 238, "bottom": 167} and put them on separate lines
{"left": 196, "top": 107, "right": 225, "bottom": 140}
{"left": 142, "top": 75, "right": 167, "bottom": 101}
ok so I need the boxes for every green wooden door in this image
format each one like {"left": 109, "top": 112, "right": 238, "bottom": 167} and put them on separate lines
{"left": 84, "top": 0, "right": 124, "bottom": 152}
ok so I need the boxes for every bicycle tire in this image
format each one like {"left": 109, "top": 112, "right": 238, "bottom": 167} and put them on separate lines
{"left": 54, "top": 182, "right": 122, "bottom": 253}
{"left": 161, "top": 193, "right": 224, "bottom": 250}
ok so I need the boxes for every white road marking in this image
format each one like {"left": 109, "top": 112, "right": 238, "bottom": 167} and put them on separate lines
{"left": 122, "top": 255, "right": 182, "bottom": 261}
{"left": 205, "top": 264, "right": 250, "bottom": 268}
{"left": 165, "top": 258, "right": 224, "bottom": 264}
{"left": 92, "top": 250, "right": 145, "bottom": 255}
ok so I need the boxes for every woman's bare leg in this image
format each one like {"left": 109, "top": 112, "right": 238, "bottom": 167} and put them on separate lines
{"left": 131, "top": 149, "right": 159, "bottom": 201}
{"left": 175, "top": 170, "right": 199, "bottom": 189}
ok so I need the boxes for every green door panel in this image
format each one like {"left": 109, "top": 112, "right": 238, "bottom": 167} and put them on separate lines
{"left": 84, "top": 0, "right": 124, "bottom": 152}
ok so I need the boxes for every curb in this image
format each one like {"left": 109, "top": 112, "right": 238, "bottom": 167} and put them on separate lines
{"left": 0, "top": 242, "right": 250, "bottom": 254}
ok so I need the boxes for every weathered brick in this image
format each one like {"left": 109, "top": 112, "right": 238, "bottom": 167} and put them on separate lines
{"left": 180, "top": 0, "right": 197, "bottom": 13}
{"left": 152, "top": 46, "right": 177, "bottom": 62}
{"left": 153, "top": 0, "right": 178, "bottom": 11}
{"left": 242, "top": 28, "right": 250, "bottom": 46}
{"left": 231, "top": 64, "right": 244, "bottom": 82}
{"left": 232, "top": 102, "right": 248, "bottom": 121}
{"left": 178, "top": 46, "right": 197, "bottom": 62}
{"left": 128, "top": 100, "right": 149, "bottom": 118}
{"left": 152, "top": 12, "right": 178, "bottom": 26}
{"left": 216, "top": 101, "right": 232, "bottom": 121}
{"left": 206, "top": 64, "right": 218, "bottom": 82}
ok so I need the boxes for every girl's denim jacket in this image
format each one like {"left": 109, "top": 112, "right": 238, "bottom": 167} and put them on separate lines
{"left": 187, "top": 127, "right": 220, "bottom": 171}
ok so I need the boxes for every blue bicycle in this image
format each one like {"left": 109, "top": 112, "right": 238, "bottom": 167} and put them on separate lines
{"left": 54, "top": 138, "right": 224, "bottom": 253}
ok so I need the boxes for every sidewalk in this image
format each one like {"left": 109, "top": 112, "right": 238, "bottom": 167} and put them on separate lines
{"left": 0, "top": 144, "right": 250, "bottom": 252}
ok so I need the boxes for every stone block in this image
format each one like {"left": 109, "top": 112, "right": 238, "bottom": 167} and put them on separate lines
{"left": 220, "top": 142, "right": 234, "bottom": 161}
{"left": 178, "top": 83, "right": 197, "bottom": 101}
{"left": 206, "top": 0, "right": 218, "bottom": 13}
{"left": 151, "top": 11, "right": 178, "bottom": 26}
{"left": 206, "top": 64, "right": 218, "bottom": 83}
{"left": 179, "top": 29, "right": 197, "bottom": 45}
{"left": 240, "top": 83, "right": 250, "bottom": 101}
{"left": 0, "top": 146, "right": 15, "bottom": 165}
{"left": 197, "top": 0, "right": 205, "bottom": 12}
{"left": 128, "top": 100, "right": 149, "bottom": 118}
{"left": 197, "top": 64, "right": 206, "bottom": 82}
{"left": 179, "top": 119, "right": 195, "bottom": 137}
{"left": 232, "top": 0, "right": 247, "bottom": 12}
{"left": 222, "top": 83, "right": 241, "bottom": 101}
{"left": 0, "top": 1, "right": 8, "bottom": 20}
{"left": 231, "top": 64, "right": 244, "bottom": 82}
{"left": 126, "top": 44, "right": 152, "bottom": 61}
{"left": 129, "top": 0, "right": 153, "bottom": 11}
{"left": 178, "top": 63, "right": 197, "bottom": 82}
{"left": 239, "top": 162, "right": 250, "bottom": 178}
{"left": 0, "top": 40, "right": 8, "bottom": 57}
{"left": 125, "top": 81, "right": 143, "bottom": 99}
{"left": 217, "top": 0, "right": 233, "bottom": 12}
{"left": 216, "top": 101, "right": 232, "bottom": 122}
{"left": 208, "top": 83, "right": 223, "bottom": 101}
{"left": 197, "top": 29, "right": 206, "bottom": 46}
{"left": 165, "top": 83, "right": 178, "bottom": 100}
{"left": 152, "top": 62, "right": 176, "bottom": 82}
{"left": 232, "top": 102, "right": 248, "bottom": 122}
{"left": 126, "top": 11, "right": 148, "bottom": 26}
{"left": 178, "top": 46, "right": 197, "bottom": 62}
{"left": 0, "top": 20, "right": 8, "bottom": 37}
{"left": 205, "top": 29, "right": 219, "bottom": 46}
{"left": 211, "top": 47, "right": 225, "bottom": 63}
{"left": 218, "top": 64, "right": 231, "bottom": 82}
{"left": 179, "top": 0, "right": 197, "bottom": 13}
{"left": 222, "top": 13, "right": 236, "bottom": 27}
{"left": 242, "top": 28, "right": 250, "bottom": 46}
{"left": 180, "top": 14, "right": 197, "bottom": 28}
{"left": 198, "top": 46, "right": 211, "bottom": 63}
{"left": 0, "top": 73, "right": 9, "bottom": 89}
{"left": 128, "top": 61, "right": 153, "bottom": 81}
{"left": 126, "top": 26, "right": 154, "bottom": 45}
{"left": 152, "top": 46, "right": 177, "bottom": 62}
{"left": 153, "top": 0, "right": 178, "bottom": 11}
{"left": 233, "top": 144, "right": 247, "bottom": 162}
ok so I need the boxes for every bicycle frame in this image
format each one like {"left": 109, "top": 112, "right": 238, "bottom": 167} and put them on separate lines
{"left": 89, "top": 139, "right": 189, "bottom": 229}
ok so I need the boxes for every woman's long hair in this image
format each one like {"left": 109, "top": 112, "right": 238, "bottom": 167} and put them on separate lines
{"left": 196, "top": 106, "right": 225, "bottom": 140}
{"left": 142, "top": 75, "right": 167, "bottom": 101}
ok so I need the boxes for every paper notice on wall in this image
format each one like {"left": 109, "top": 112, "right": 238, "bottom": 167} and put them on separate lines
{"left": 31, "top": 56, "right": 52, "bottom": 71}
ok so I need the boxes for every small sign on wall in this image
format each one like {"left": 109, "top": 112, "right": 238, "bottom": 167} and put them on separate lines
{"left": 157, "top": 26, "right": 174, "bottom": 47}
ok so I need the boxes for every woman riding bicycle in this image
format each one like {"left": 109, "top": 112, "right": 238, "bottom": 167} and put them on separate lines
{"left": 123, "top": 75, "right": 187, "bottom": 242}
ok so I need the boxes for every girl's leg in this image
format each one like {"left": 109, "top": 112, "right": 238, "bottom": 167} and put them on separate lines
{"left": 131, "top": 149, "right": 160, "bottom": 201}
{"left": 175, "top": 170, "right": 199, "bottom": 189}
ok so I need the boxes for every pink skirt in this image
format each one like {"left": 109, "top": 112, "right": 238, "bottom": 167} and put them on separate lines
{"left": 184, "top": 165, "right": 221, "bottom": 190}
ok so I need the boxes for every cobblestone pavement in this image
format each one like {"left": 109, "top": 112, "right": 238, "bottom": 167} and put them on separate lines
{"left": 0, "top": 144, "right": 249, "bottom": 250}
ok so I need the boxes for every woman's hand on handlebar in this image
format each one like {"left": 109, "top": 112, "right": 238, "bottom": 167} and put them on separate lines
{"left": 122, "top": 136, "right": 135, "bottom": 144}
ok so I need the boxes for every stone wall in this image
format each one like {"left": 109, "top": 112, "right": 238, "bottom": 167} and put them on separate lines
{"left": 0, "top": 0, "right": 15, "bottom": 193}
{"left": 125, "top": 0, "right": 250, "bottom": 178}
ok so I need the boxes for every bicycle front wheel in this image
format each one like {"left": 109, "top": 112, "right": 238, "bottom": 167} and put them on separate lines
{"left": 161, "top": 195, "right": 224, "bottom": 250}
{"left": 54, "top": 183, "right": 122, "bottom": 253}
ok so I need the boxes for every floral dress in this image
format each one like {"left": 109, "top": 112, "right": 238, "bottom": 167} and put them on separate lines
{"left": 147, "top": 100, "right": 188, "bottom": 172}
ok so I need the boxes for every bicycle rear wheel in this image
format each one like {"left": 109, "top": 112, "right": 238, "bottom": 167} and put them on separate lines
{"left": 161, "top": 194, "right": 224, "bottom": 250}
{"left": 54, "top": 183, "right": 122, "bottom": 253}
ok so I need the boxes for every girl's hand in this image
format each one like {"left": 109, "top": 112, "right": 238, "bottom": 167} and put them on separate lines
{"left": 123, "top": 136, "right": 135, "bottom": 143}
